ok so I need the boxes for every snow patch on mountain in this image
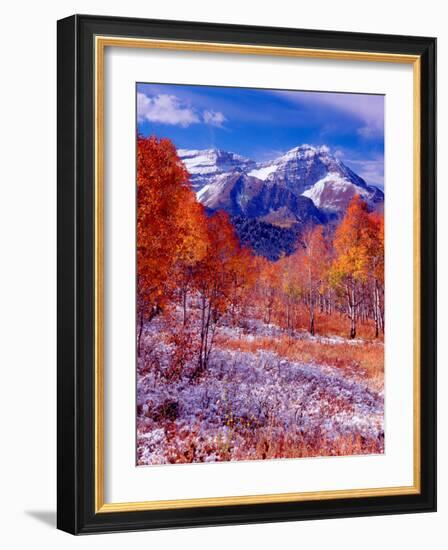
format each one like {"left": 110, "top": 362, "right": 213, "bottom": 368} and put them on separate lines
{"left": 303, "top": 173, "right": 359, "bottom": 212}
{"left": 303, "top": 173, "right": 383, "bottom": 213}
{"left": 196, "top": 172, "right": 236, "bottom": 206}
{"left": 247, "top": 165, "right": 278, "bottom": 180}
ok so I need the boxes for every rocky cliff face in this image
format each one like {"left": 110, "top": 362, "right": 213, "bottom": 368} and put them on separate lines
{"left": 197, "top": 172, "right": 325, "bottom": 225}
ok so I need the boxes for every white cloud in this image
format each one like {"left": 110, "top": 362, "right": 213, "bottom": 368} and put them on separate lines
{"left": 202, "top": 110, "right": 226, "bottom": 127}
{"left": 343, "top": 157, "right": 384, "bottom": 187}
{"left": 357, "top": 125, "right": 380, "bottom": 139}
{"left": 137, "top": 93, "right": 227, "bottom": 129}
{"left": 137, "top": 93, "right": 200, "bottom": 127}
{"left": 273, "top": 90, "right": 384, "bottom": 140}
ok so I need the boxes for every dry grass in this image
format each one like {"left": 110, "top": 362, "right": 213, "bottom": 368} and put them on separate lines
{"left": 217, "top": 332, "right": 384, "bottom": 389}
{"left": 276, "top": 310, "right": 384, "bottom": 341}
{"left": 138, "top": 421, "right": 384, "bottom": 465}
{"left": 312, "top": 312, "right": 384, "bottom": 341}
{"left": 138, "top": 313, "right": 385, "bottom": 465}
{"left": 235, "top": 430, "right": 383, "bottom": 460}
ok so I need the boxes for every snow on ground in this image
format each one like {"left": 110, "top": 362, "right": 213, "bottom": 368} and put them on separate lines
{"left": 137, "top": 317, "right": 384, "bottom": 465}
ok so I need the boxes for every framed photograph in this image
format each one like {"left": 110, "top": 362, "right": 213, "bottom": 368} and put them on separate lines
{"left": 57, "top": 14, "right": 436, "bottom": 534}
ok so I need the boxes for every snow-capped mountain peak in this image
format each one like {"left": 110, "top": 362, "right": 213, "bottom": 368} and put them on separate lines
{"left": 252, "top": 145, "right": 367, "bottom": 193}
{"left": 278, "top": 144, "right": 330, "bottom": 160}
{"left": 177, "top": 145, "right": 383, "bottom": 216}
{"left": 176, "top": 144, "right": 383, "bottom": 260}
{"left": 178, "top": 148, "right": 255, "bottom": 191}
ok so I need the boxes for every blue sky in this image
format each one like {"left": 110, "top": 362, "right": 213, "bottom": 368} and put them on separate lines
{"left": 137, "top": 83, "right": 384, "bottom": 187}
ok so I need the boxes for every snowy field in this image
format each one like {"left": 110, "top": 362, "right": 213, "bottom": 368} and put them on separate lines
{"left": 137, "top": 316, "right": 384, "bottom": 465}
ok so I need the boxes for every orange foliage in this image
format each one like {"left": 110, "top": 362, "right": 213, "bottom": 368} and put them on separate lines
{"left": 330, "top": 195, "right": 384, "bottom": 338}
{"left": 137, "top": 136, "right": 384, "bottom": 363}
{"left": 333, "top": 195, "right": 372, "bottom": 282}
{"left": 137, "top": 136, "right": 206, "bottom": 319}
{"left": 192, "top": 211, "right": 257, "bottom": 373}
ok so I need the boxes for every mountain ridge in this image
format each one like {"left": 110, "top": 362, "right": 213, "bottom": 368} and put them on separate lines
{"left": 178, "top": 144, "right": 384, "bottom": 259}
{"left": 179, "top": 144, "right": 383, "bottom": 215}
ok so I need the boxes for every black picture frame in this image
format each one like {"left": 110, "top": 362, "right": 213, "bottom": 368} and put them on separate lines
{"left": 57, "top": 14, "right": 436, "bottom": 534}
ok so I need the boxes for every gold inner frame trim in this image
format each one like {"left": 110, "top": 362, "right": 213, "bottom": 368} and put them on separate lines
{"left": 94, "top": 35, "right": 421, "bottom": 514}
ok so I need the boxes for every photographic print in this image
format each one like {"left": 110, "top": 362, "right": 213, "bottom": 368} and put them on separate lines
{"left": 58, "top": 17, "right": 436, "bottom": 533}
{"left": 136, "top": 83, "right": 385, "bottom": 466}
